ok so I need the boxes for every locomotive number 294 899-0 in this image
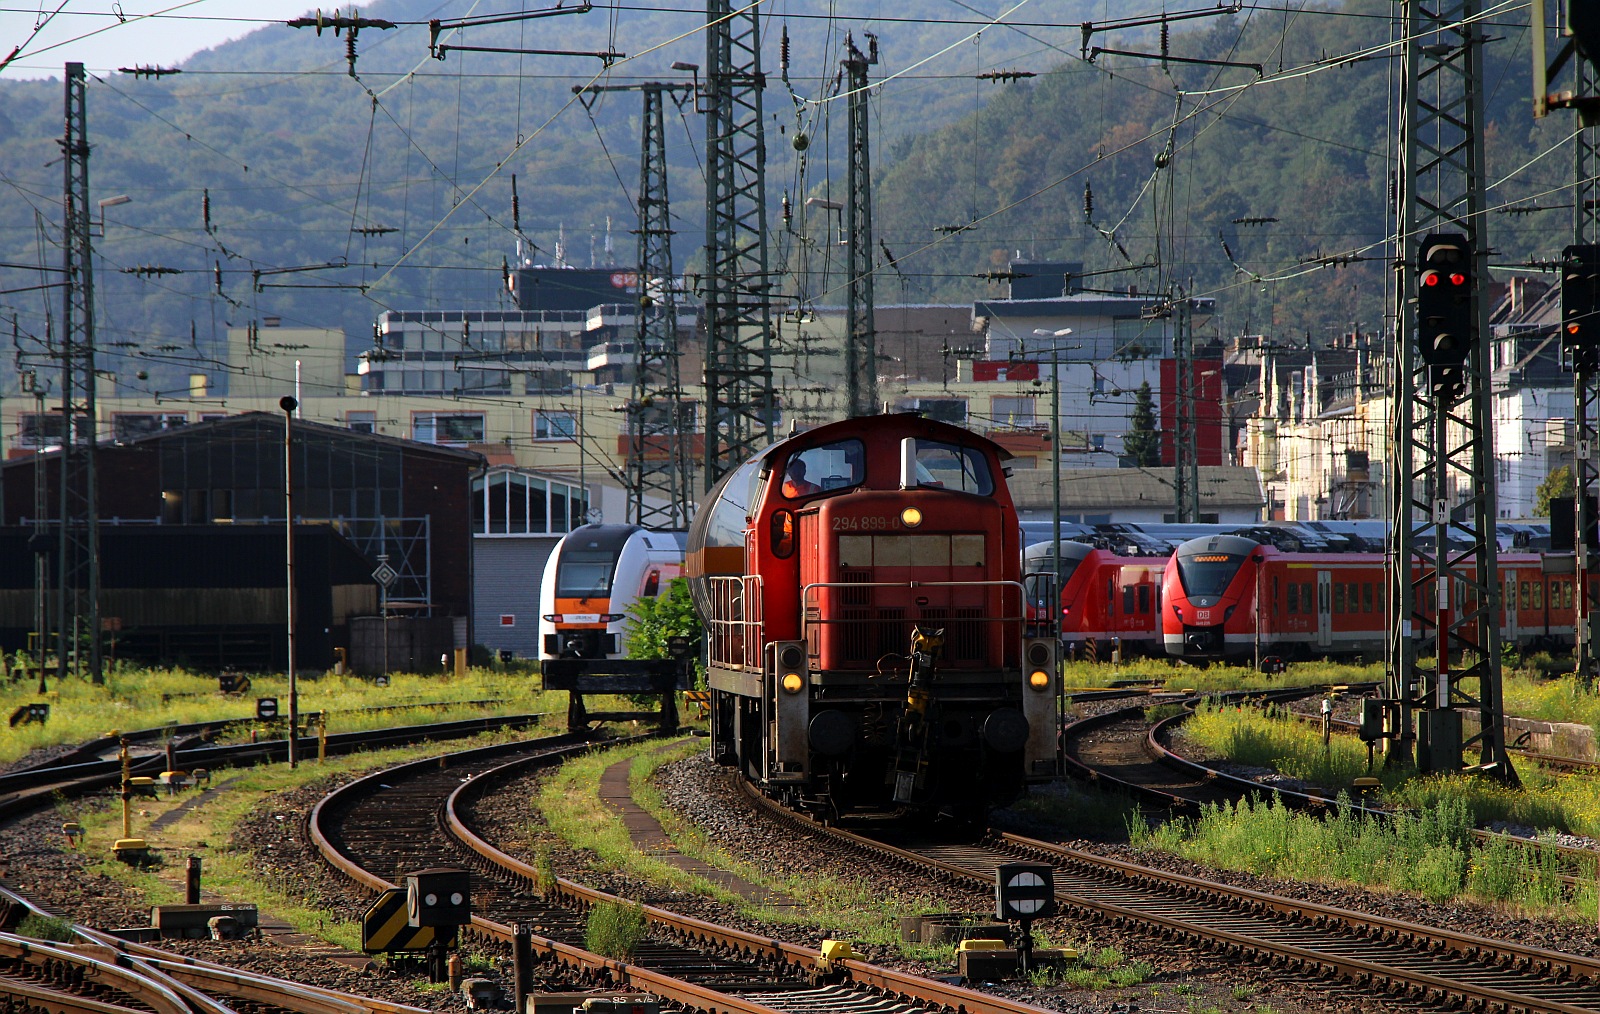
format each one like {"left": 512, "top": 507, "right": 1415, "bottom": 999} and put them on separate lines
{"left": 832, "top": 514, "right": 902, "bottom": 531}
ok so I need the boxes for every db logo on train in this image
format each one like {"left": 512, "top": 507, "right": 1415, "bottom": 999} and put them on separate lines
{"left": 1195, "top": 610, "right": 1212, "bottom": 623}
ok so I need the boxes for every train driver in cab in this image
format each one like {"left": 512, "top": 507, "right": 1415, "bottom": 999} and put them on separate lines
{"left": 782, "top": 459, "right": 821, "bottom": 497}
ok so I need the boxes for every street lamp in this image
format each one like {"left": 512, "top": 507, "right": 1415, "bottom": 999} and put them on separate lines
{"left": 280, "top": 395, "right": 299, "bottom": 769}
{"left": 1031, "top": 327, "right": 1074, "bottom": 635}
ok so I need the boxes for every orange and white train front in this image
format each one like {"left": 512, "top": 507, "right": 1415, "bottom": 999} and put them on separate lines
{"left": 538, "top": 525, "right": 685, "bottom": 661}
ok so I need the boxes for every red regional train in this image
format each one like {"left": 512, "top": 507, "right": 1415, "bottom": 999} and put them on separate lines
{"left": 1024, "top": 541, "right": 1165, "bottom": 657}
{"left": 1159, "top": 534, "right": 1580, "bottom": 663}
{"left": 686, "top": 414, "right": 1060, "bottom": 817}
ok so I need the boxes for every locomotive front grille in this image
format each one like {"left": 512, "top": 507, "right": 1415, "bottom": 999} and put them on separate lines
{"left": 916, "top": 607, "right": 984, "bottom": 662}
{"left": 840, "top": 569, "right": 874, "bottom": 606}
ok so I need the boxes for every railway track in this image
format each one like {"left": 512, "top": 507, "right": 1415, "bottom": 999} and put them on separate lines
{"left": 308, "top": 733, "right": 1068, "bottom": 1014}
{"left": 1068, "top": 691, "right": 1600, "bottom": 891}
{"left": 0, "top": 714, "right": 562, "bottom": 1012}
{"left": 740, "top": 778, "right": 1600, "bottom": 1013}
{"left": 0, "top": 883, "right": 424, "bottom": 1014}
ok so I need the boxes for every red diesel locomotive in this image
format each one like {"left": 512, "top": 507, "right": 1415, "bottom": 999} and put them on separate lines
{"left": 1159, "top": 534, "right": 1580, "bottom": 662}
{"left": 686, "top": 415, "right": 1060, "bottom": 816}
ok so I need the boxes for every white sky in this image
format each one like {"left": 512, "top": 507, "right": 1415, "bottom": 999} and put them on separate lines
{"left": 0, "top": 0, "right": 313, "bottom": 80}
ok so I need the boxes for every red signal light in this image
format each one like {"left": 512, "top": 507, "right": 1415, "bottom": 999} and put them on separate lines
{"left": 1422, "top": 271, "right": 1441, "bottom": 287}
{"left": 1449, "top": 272, "right": 1467, "bottom": 286}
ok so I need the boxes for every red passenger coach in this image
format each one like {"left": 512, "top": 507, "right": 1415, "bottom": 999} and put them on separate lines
{"left": 1161, "top": 533, "right": 1582, "bottom": 662}
{"left": 1026, "top": 542, "right": 1163, "bottom": 657}
{"left": 686, "top": 415, "right": 1060, "bottom": 816}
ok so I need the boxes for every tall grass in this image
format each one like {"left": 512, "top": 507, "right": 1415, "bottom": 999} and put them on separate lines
{"left": 0, "top": 667, "right": 565, "bottom": 765}
{"left": 1180, "top": 702, "right": 1600, "bottom": 836}
{"left": 1060, "top": 658, "right": 1384, "bottom": 693}
{"left": 1129, "top": 793, "right": 1599, "bottom": 916}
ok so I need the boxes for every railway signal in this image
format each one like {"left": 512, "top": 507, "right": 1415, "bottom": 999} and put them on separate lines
{"left": 1416, "top": 233, "right": 1474, "bottom": 369}
{"left": 407, "top": 867, "right": 471, "bottom": 927}
{"left": 1563, "top": 244, "right": 1600, "bottom": 361}
{"left": 994, "top": 862, "right": 1055, "bottom": 974}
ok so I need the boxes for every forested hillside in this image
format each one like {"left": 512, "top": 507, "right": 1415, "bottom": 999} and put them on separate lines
{"left": 0, "top": 0, "right": 1574, "bottom": 398}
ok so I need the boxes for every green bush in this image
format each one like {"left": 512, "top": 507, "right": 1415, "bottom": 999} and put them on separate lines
{"left": 17, "top": 913, "right": 74, "bottom": 942}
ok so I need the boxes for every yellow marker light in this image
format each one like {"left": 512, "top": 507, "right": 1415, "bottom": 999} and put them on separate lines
{"left": 901, "top": 507, "right": 923, "bottom": 527}
{"left": 782, "top": 672, "right": 804, "bottom": 693}
{"left": 1028, "top": 670, "right": 1051, "bottom": 690}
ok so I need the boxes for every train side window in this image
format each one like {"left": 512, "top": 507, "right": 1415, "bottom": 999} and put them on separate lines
{"left": 1363, "top": 583, "right": 1374, "bottom": 613}
{"left": 1303, "top": 582, "right": 1313, "bottom": 614}
{"left": 1287, "top": 583, "right": 1299, "bottom": 614}
{"left": 1532, "top": 581, "right": 1544, "bottom": 610}
{"left": 1346, "top": 583, "right": 1358, "bottom": 613}
{"left": 1273, "top": 576, "right": 1280, "bottom": 612}
{"left": 1333, "top": 583, "right": 1345, "bottom": 613}
{"left": 1138, "top": 584, "right": 1150, "bottom": 614}
{"left": 1520, "top": 581, "right": 1530, "bottom": 610}
{"left": 770, "top": 510, "right": 795, "bottom": 559}
{"left": 1122, "top": 586, "right": 1135, "bottom": 614}
{"left": 1107, "top": 578, "right": 1115, "bottom": 616}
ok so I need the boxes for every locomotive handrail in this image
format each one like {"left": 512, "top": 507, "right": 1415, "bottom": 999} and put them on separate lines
{"left": 800, "top": 578, "right": 1027, "bottom": 619}
{"left": 704, "top": 573, "right": 764, "bottom": 668}
{"left": 801, "top": 577, "right": 1026, "bottom": 598}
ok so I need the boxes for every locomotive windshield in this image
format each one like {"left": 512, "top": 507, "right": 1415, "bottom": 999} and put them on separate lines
{"left": 782, "top": 439, "right": 865, "bottom": 499}
{"left": 1175, "top": 551, "right": 1247, "bottom": 599}
{"left": 911, "top": 440, "right": 994, "bottom": 495}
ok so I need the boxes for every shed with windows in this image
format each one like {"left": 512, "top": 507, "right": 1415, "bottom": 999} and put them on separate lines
{"left": 471, "top": 466, "right": 591, "bottom": 658}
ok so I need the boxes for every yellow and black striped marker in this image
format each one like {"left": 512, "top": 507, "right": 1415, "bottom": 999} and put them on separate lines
{"left": 362, "top": 888, "right": 437, "bottom": 952}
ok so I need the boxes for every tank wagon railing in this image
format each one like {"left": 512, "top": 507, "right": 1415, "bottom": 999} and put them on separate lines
{"left": 801, "top": 579, "right": 1027, "bottom": 668}
{"left": 704, "top": 574, "right": 765, "bottom": 668}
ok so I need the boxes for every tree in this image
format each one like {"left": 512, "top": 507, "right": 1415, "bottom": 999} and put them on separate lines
{"left": 1534, "top": 465, "right": 1575, "bottom": 517}
{"left": 623, "top": 577, "right": 702, "bottom": 660}
{"left": 1123, "top": 381, "right": 1161, "bottom": 467}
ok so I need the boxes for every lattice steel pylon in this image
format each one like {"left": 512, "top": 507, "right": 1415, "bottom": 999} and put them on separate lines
{"left": 575, "top": 82, "right": 697, "bottom": 527}
{"left": 57, "top": 62, "right": 103, "bottom": 685}
{"left": 1384, "top": 2, "right": 1513, "bottom": 779}
{"left": 842, "top": 33, "right": 878, "bottom": 418}
{"left": 1172, "top": 296, "right": 1199, "bottom": 523}
{"left": 702, "top": 0, "right": 776, "bottom": 488}
{"left": 1566, "top": 38, "right": 1599, "bottom": 682}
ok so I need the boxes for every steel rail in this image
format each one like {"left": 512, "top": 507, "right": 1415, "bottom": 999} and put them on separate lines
{"left": 0, "top": 932, "right": 192, "bottom": 1014}
{"left": 443, "top": 747, "right": 1067, "bottom": 1014}
{"left": 1145, "top": 703, "right": 1600, "bottom": 889}
{"left": 317, "top": 734, "right": 1063, "bottom": 1014}
{"left": 739, "top": 777, "right": 1600, "bottom": 1013}
{"left": 0, "top": 881, "right": 418, "bottom": 1014}
{"left": 0, "top": 712, "right": 553, "bottom": 825}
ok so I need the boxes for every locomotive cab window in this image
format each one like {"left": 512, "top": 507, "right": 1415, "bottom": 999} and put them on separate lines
{"left": 782, "top": 439, "right": 865, "bottom": 499}
{"left": 906, "top": 440, "right": 995, "bottom": 495}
